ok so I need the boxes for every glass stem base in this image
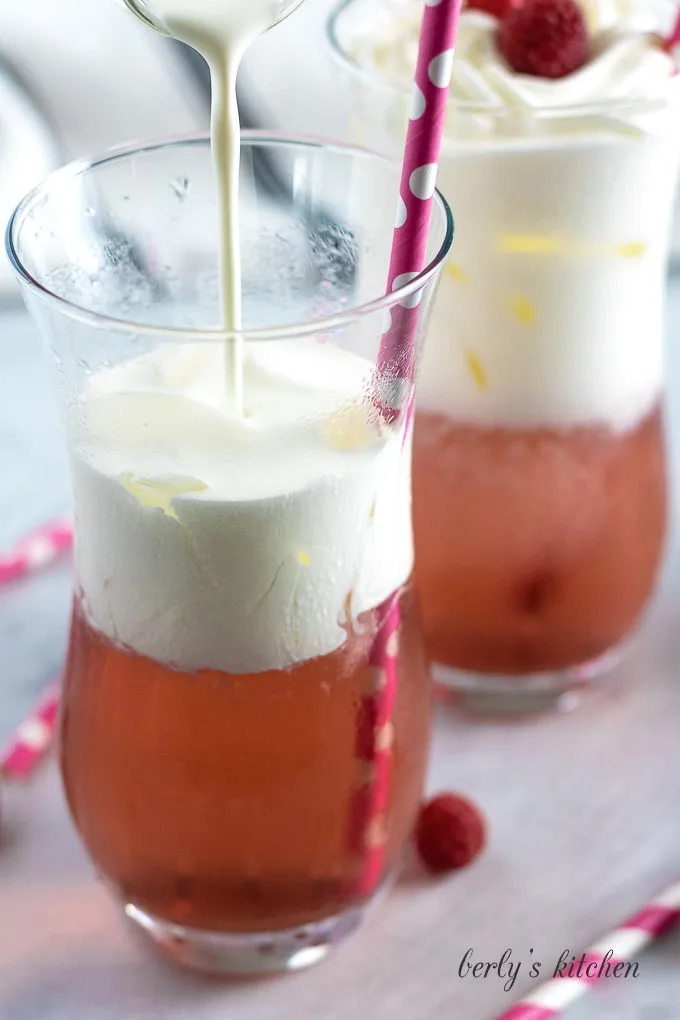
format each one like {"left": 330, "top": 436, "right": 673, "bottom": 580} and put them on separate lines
{"left": 123, "top": 898, "right": 370, "bottom": 976}
{"left": 433, "top": 641, "right": 628, "bottom": 716}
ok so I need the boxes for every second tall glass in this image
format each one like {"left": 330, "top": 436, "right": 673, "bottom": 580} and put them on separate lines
{"left": 330, "top": 0, "right": 680, "bottom": 712}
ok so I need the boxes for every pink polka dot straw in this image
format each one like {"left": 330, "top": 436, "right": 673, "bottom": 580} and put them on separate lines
{"left": 376, "top": 0, "right": 462, "bottom": 424}
{"left": 349, "top": 0, "right": 462, "bottom": 896}
{"left": 1, "top": 680, "right": 61, "bottom": 781}
{"left": 345, "top": 592, "right": 402, "bottom": 896}
{"left": 495, "top": 878, "right": 680, "bottom": 1020}
{"left": 0, "top": 518, "right": 73, "bottom": 585}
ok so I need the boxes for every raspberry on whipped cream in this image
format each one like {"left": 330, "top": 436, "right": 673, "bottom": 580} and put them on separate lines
{"left": 498, "top": 0, "right": 589, "bottom": 78}
{"left": 336, "top": 0, "right": 680, "bottom": 432}
{"left": 342, "top": 0, "right": 678, "bottom": 110}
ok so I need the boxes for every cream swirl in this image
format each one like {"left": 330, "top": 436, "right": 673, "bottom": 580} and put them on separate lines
{"left": 337, "top": 0, "right": 680, "bottom": 436}
{"left": 345, "top": 0, "right": 677, "bottom": 118}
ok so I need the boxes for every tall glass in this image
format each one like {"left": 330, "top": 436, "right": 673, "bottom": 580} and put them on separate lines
{"left": 330, "top": 0, "right": 680, "bottom": 712}
{"left": 7, "top": 135, "right": 452, "bottom": 973}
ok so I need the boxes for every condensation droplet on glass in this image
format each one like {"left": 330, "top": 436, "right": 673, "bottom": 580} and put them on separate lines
{"left": 85, "top": 207, "right": 96, "bottom": 218}
{"left": 170, "top": 177, "right": 191, "bottom": 201}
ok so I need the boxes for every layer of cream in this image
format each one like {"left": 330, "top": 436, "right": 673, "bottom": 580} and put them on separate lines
{"left": 340, "top": 0, "right": 680, "bottom": 429}
{"left": 346, "top": 0, "right": 675, "bottom": 113}
{"left": 73, "top": 343, "right": 413, "bottom": 674}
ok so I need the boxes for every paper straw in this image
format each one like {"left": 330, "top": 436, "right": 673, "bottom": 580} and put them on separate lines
{"left": 495, "top": 878, "right": 680, "bottom": 1020}
{"left": 348, "top": 0, "right": 462, "bottom": 898}
{"left": 1, "top": 680, "right": 61, "bottom": 781}
{"left": 0, "top": 518, "right": 73, "bottom": 585}
{"left": 376, "top": 0, "right": 461, "bottom": 424}
{"left": 346, "top": 592, "right": 401, "bottom": 895}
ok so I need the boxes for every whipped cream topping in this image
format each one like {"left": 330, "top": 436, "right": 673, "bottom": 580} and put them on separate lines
{"left": 344, "top": 0, "right": 677, "bottom": 118}
{"left": 72, "top": 342, "right": 413, "bottom": 674}
{"left": 337, "top": 0, "right": 680, "bottom": 432}
{"left": 454, "top": 14, "right": 673, "bottom": 109}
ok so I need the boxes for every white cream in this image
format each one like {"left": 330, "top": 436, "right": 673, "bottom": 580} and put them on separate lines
{"left": 424, "top": 121, "right": 680, "bottom": 430}
{"left": 345, "top": 0, "right": 674, "bottom": 112}
{"left": 340, "top": 0, "right": 680, "bottom": 430}
{"left": 73, "top": 342, "right": 413, "bottom": 674}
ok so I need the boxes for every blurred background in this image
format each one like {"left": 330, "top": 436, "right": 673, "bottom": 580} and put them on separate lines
{"left": 0, "top": 0, "right": 346, "bottom": 301}
{"left": 1, "top": 0, "right": 677, "bottom": 300}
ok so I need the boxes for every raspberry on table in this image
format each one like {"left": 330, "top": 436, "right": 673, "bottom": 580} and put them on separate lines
{"left": 498, "top": 0, "right": 588, "bottom": 79}
{"left": 416, "top": 793, "right": 487, "bottom": 874}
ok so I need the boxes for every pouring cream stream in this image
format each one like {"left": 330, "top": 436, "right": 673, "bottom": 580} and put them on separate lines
{"left": 122, "top": 0, "right": 303, "bottom": 414}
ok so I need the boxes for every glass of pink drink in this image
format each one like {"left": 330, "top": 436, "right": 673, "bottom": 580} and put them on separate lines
{"left": 7, "top": 135, "right": 452, "bottom": 971}
{"left": 330, "top": 0, "right": 680, "bottom": 712}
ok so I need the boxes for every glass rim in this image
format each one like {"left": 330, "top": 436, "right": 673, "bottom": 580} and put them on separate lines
{"left": 119, "top": 0, "right": 306, "bottom": 35}
{"left": 5, "top": 130, "right": 454, "bottom": 342}
{"left": 327, "top": 0, "right": 679, "bottom": 119}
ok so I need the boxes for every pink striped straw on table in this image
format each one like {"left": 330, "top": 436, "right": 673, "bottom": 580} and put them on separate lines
{"left": 349, "top": 0, "right": 462, "bottom": 894}
{"left": 0, "top": 518, "right": 73, "bottom": 585}
{"left": 0, "top": 519, "right": 69, "bottom": 779}
{"left": 1, "top": 681, "right": 61, "bottom": 781}
{"left": 496, "top": 878, "right": 680, "bottom": 1020}
{"left": 346, "top": 592, "right": 401, "bottom": 896}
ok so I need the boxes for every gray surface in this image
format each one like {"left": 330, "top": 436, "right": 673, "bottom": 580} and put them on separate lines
{"left": 1, "top": 287, "right": 680, "bottom": 1020}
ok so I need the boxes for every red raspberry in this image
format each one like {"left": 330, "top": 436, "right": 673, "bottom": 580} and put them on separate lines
{"left": 416, "top": 793, "right": 487, "bottom": 874}
{"left": 498, "top": 0, "right": 588, "bottom": 78}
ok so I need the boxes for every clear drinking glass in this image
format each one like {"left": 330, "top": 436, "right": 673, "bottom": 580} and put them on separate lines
{"left": 329, "top": 0, "right": 680, "bottom": 713}
{"left": 6, "top": 134, "right": 452, "bottom": 973}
